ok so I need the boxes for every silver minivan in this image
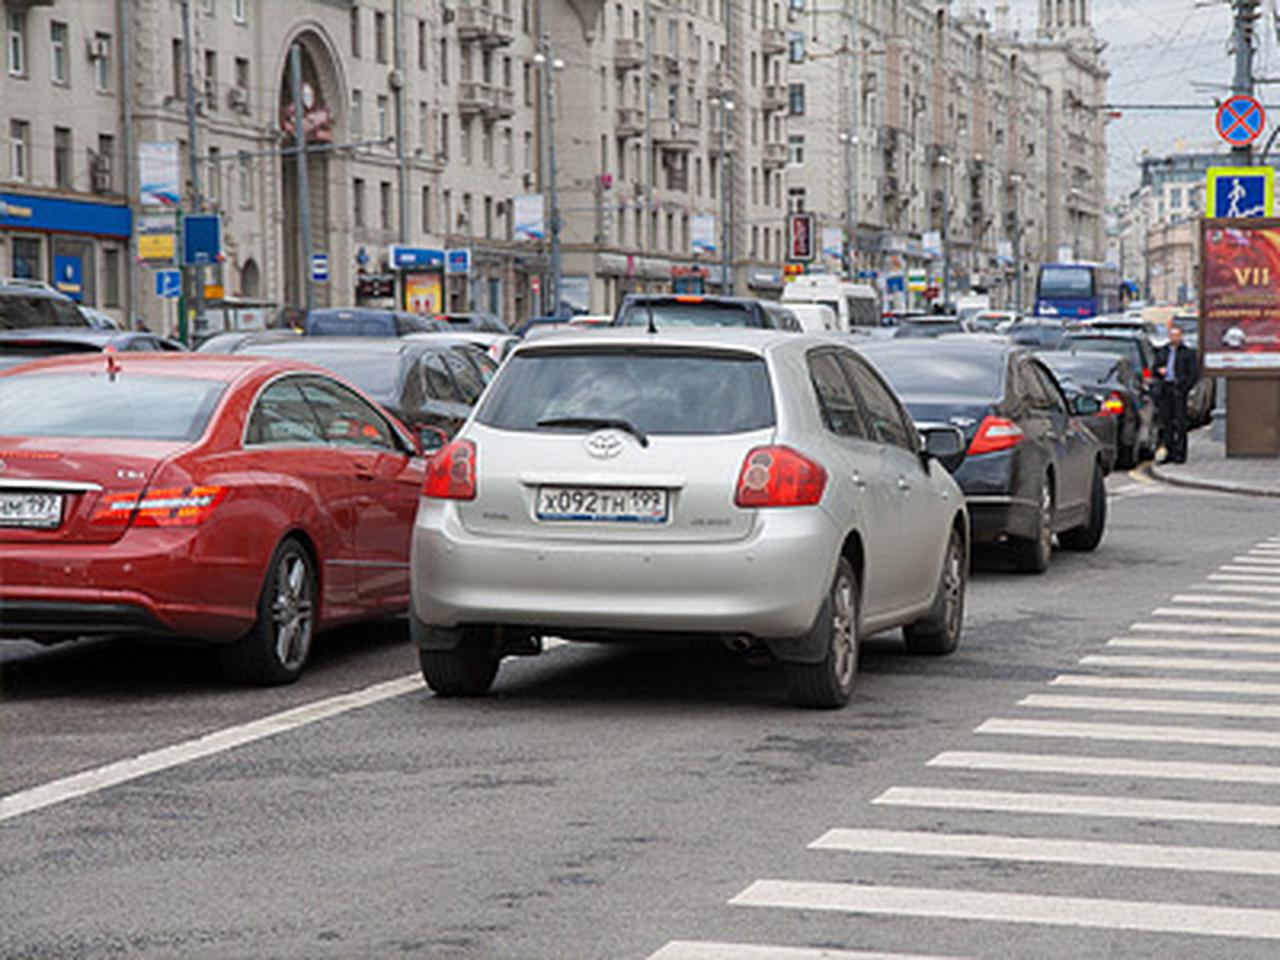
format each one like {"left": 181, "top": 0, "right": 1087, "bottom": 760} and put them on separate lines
{"left": 410, "top": 329, "right": 968, "bottom": 708}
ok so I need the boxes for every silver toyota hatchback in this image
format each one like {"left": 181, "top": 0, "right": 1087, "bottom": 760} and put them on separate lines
{"left": 410, "top": 328, "right": 968, "bottom": 708}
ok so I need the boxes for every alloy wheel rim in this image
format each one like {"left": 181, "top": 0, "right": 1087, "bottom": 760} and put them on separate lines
{"left": 831, "top": 573, "right": 856, "bottom": 690}
{"left": 943, "top": 538, "right": 964, "bottom": 636}
{"left": 271, "top": 553, "right": 314, "bottom": 669}
{"left": 1039, "top": 484, "right": 1053, "bottom": 556}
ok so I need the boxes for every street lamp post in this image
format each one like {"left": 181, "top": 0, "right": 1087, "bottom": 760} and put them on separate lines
{"left": 713, "top": 97, "right": 735, "bottom": 294}
{"left": 1069, "top": 187, "right": 1082, "bottom": 262}
{"left": 839, "top": 132, "right": 858, "bottom": 278}
{"left": 936, "top": 154, "right": 952, "bottom": 309}
{"left": 534, "top": 40, "right": 564, "bottom": 315}
{"left": 1008, "top": 172, "right": 1023, "bottom": 312}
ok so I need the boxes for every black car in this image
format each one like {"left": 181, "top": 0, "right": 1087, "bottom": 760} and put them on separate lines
{"left": 1005, "top": 319, "right": 1069, "bottom": 350}
{"left": 0, "top": 328, "right": 186, "bottom": 373}
{"left": 1051, "top": 374, "right": 1117, "bottom": 474}
{"left": 0, "top": 280, "right": 92, "bottom": 330}
{"left": 1059, "top": 328, "right": 1158, "bottom": 383}
{"left": 194, "top": 329, "right": 302, "bottom": 353}
{"left": 893, "top": 316, "right": 968, "bottom": 339}
{"left": 613, "top": 295, "right": 801, "bottom": 331}
{"left": 303, "top": 307, "right": 447, "bottom": 337}
{"left": 1039, "top": 349, "right": 1156, "bottom": 468}
{"left": 235, "top": 336, "right": 496, "bottom": 449}
{"left": 857, "top": 337, "right": 1107, "bottom": 572}
{"left": 431, "top": 311, "right": 508, "bottom": 333}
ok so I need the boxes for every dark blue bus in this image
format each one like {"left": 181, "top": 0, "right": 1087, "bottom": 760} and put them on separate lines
{"left": 1034, "top": 263, "right": 1122, "bottom": 319}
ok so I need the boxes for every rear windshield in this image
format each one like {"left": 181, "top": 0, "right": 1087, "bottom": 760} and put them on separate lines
{"left": 615, "top": 301, "right": 760, "bottom": 329}
{"left": 477, "top": 349, "right": 775, "bottom": 435}
{"left": 0, "top": 293, "right": 89, "bottom": 330}
{"left": 863, "top": 351, "right": 1004, "bottom": 400}
{"left": 1041, "top": 354, "right": 1122, "bottom": 384}
{"left": 306, "top": 312, "right": 392, "bottom": 337}
{"left": 1061, "top": 336, "right": 1138, "bottom": 360}
{"left": 264, "top": 350, "right": 398, "bottom": 397}
{"left": 1038, "top": 266, "right": 1094, "bottom": 299}
{"left": 0, "top": 372, "right": 225, "bottom": 440}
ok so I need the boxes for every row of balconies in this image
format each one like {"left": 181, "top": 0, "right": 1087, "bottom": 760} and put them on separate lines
{"left": 455, "top": 5, "right": 515, "bottom": 46}
{"left": 457, "top": 81, "right": 515, "bottom": 119}
{"left": 612, "top": 27, "right": 788, "bottom": 73}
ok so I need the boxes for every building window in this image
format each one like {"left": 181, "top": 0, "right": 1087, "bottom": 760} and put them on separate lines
{"left": 350, "top": 6, "right": 360, "bottom": 58}
{"left": 238, "top": 152, "right": 253, "bottom": 207}
{"left": 787, "top": 133, "right": 804, "bottom": 165}
{"left": 94, "top": 133, "right": 115, "bottom": 192}
{"left": 417, "top": 19, "right": 427, "bottom": 70}
{"left": 787, "top": 32, "right": 804, "bottom": 63}
{"left": 50, "top": 21, "right": 68, "bottom": 84}
{"left": 93, "top": 33, "right": 112, "bottom": 92}
{"left": 523, "top": 62, "right": 533, "bottom": 106}
{"left": 380, "top": 181, "right": 392, "bottom": 230}
{"left": 234, "top": 55, "right": 249, "bottom": 93}
{"left": 440, "top": 112, "right": 450, "bottom": 159}
{"left": 7, "top": 11, "right": 26, "bottom": 77}
{"left": 207, "top": 146, "right": 221, "bottom": 203}
{"left": 232, "top": 0, "right": 247, "bottom": 24}
{"left": 484, "top": 196, "right": 493, "bottom": 238}
{"left": 350, "top": 89, "right": 363, "bottom": 139}
{"left": 787, "top": 186, "right": 805, "bottom": 212}
{"left": 439, "top": 38, "right": 448, "bottom": 84}
{"left": 9, "top": 119, "right": 28, "bottom": 180}
{"left": 172, "top": 38, "right": 183, "bottom": 98}
{"left": 103, "top": 248, "right": 121, "bottom": 308}
{"left": 203, "top": 50, "right": 218, "bottom": 109}
{"left": 462, "top": 193, "right": 473, "bottom": 235}
{"left": 503, "top": 126, "right": 513, "bottom": 171}
{"left": 443, "top": 189, "right": 452, "bottom": 233}
{"left": 376, "top": 94, "right": 389, "bottom": 140}
{"left": 421, "top": 185, "right": 432, "bottom": 232}
{"left": 482, "top": 122, "right": 494, "bottom": 167}
{"left": 374, "top": 11, "right": 387, "bottom": 63}
{"left": 788, "top": 82, "right": 804, "bottom": 115}
{"left": 353, "top": 178, "right": 366, "bottom": 227}
{"left": 1170, "top": 186, "right": 1183, "bottom": 210}
{"left": 461, "top": 118, "right": 473, "bottom": 164}
{"left": 53, "top": 127, "right": 72, "bottom": 188}
{"left": 419, "top": 101, "right": 430, "bottom": 151}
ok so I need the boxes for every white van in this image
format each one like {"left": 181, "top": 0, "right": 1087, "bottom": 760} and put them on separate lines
{"left": 781, "top": 276, "right": 880, "bottom": 332}
{"left": 785, "top": 302, "right": 839, "bottom": 332}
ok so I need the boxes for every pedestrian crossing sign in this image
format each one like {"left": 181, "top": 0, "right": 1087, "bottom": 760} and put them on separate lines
{"left": 1205, "top": 166, "right": 1274, "bottom": 219}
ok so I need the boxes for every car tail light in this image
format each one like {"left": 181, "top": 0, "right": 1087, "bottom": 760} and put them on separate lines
{"left": 1142, "top": 367, "right": 1152, "bottom": 382}
{"left": 423, "top": 439, "right": 477, "bottom": 500}
{"left": 967, "top": 416, "right": 1024, "bottom": 456}
{"left": 735, "top": 445, "right": 826, "bottom": 508}
{"left": 1101, "top": 391, "right": 1126, "bottom": 416}
{"left": 92, "top": 486, "right": 227, "bottom": 527}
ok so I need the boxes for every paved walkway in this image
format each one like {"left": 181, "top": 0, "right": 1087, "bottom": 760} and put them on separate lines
{"left": 1149, "top": 427, "right": 1280, "bottom": 497}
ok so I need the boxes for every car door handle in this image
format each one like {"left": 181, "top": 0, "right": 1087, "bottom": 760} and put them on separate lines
{"left": 852, "top": 470, "right": 867, "bottom": 489}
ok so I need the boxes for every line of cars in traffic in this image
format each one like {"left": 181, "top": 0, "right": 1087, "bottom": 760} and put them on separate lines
{"left": 2, "top": 280, "right": 1124, "bottom": 707}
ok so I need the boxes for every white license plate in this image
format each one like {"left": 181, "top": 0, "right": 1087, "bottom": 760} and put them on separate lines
{"left": 0, "top": 492, "right": 64, "bottom": 529}
{"left": 536, "top": 486, "right": 668, "bottom": 523}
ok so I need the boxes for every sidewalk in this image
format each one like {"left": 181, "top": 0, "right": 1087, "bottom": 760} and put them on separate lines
{"left": 1148, "top": 428, "right": 1280, "bottom": 497}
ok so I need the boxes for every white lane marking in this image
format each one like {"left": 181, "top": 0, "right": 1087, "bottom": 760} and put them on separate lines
{"left": 648, "top": 942, "right": 964, "bottom": 960}
{"left": 1109, "top": 637, "right": 1280, "bottom": 654}
{"left": 1051, "top": 674, "right": 1280, "bottom": 696}
{"left": 1231, "top": 555, "right": 1280, "bottom": 565}
{"left": 0, "top": 674, "right": 424, "bottom": 823}
{"left": 1204, "top": 583, "right": 1280, "bottom": 595}
{"left": 1134, "top": 621, "right": 1280, "bottom": 637}
{"left": 975, "top": 718, "right": 1280, "bottom": 750}
{"left": 731, "top": 880, "right": 1280, "bottom": 940}
{"left": 1020, "top": 692, "right": 1280, "bottom": 719}
{"left": 810, "top": 827, "right": 1280, "bottom": 876}
{"left": 1218, "top": 567, "right": 1280, "bottom": 577}
{"left": 928, "top": 750, "right": 1280, "bottom": 784}
{"left": 874, "top": 786, "right": 1280, "bottom": 826}
{"left": 1150, "top": 607, "right": 1280, "bottom": 623}
{"left": 1080, "top": 654, "right": 1280, "bottom": 674}
{"left": 1209, "top": 575, "right": 1280, "bottom": 587}
{"left": 1172, "top": 593, "right": 1280, "bottom": 607}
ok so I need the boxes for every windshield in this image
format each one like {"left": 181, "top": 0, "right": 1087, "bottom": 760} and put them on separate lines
{"left": 0, "top": 293, "right": 90, "bottom": 330}
{"left": 478, "top": 349, "right": 775, "bottom": 435}
{"left": 1061, "top": 336, "right": 1139, "bottom": 361}
{"left": 615, "top": 301, "right": 759, "bottom": 329}
{"left": 863, "top": 351, "right": 1004, "bottom": 400}
{"left": 0, "top": 372, "right": 225, "bottom": 440}
{"left": 1038, "top": 266, "right": 1094, "bottom": 300}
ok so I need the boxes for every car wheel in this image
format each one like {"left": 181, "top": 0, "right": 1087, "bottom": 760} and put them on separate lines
{"left": 1115, "top": 437, "right": 1137, "bottom": 470}
{"left": 904, "top": 527, "right": 966, "bottom": 655}
{"left": 1010, "top": 476, "right": 1053, "bottom": 574}
{"left": 785, "top": 557, "right": 858, "bottom": 709}
{"left": 220, "top": 537, "right": 316, "bottom": 686}
{"left": 419, "top": 625, "right": 500, "bottom": 696}
{"left": 1059, "top": 464, "right": 1107, "bottom": 552}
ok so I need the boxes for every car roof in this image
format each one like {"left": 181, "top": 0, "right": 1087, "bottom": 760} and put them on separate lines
{"left": 1064, "top": 328, "right": 1147, "bottom": 340}
{"left": 0, "top": 351, "right": 313, "bottom": 383}
{"left": 620, "top": 293, "right": 762, "bottom": 308}
{"left": 858, "top": 335, "right": 1016, "bottom": 359}
{"left": 510, "top": 325, "right": 812, "bottom": 357}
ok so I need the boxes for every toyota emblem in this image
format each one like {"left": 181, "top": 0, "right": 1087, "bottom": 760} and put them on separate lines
{"left": 585, "top": 430, "right": 625, "bottom": 459}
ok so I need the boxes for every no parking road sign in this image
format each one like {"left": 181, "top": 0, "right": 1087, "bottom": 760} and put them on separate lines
{"left": 1216, "top": 94, "right": 1266, "bottom": 147}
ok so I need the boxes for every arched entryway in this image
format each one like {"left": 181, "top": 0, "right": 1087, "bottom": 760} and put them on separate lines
{"left": 239, "top": 258, "right": 261, "bottom": 298}
{"left": 278, "top": 31, "right": 341, "bottom": 308}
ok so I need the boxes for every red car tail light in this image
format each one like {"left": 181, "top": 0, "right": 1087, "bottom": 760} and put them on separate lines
{"left": 1101, "top": 391, "right": 1126, "bottom": 416}
{"left": 92, "top": 486, "right": 227, "bottom": 527}
{"left": 734, "top": 445, "right": 826, "bottom": 508}
{"left": 967, "top": 416, "right": 1025, "bottom": 456}
{"left": 1142, "top": 367, "right": 1153, "bottom": 382}
{"left": 423, "top": 439, "right": 477, "bottom": 500}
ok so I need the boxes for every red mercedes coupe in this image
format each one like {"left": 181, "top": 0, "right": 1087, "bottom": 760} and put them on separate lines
{"left": 0, "top": 353, "right": 425, "bottom": 684}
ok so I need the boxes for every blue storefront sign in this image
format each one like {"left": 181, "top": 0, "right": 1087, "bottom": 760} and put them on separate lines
{"left": 53, "top": 255, "right": 84, "bottom": 301}
{"left": 0, "top": 192, "right": 131, "bottom": 238}
{"left": 389, "top": 245, "right": 445, "bottom": 270}
{"left": 446, "top": 248, "right": 471, "bottom": 275}
{"left": 182, "top": 214, "right": 222, "bottom": 266}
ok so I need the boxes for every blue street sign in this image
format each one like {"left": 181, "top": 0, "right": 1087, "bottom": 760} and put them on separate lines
{"left": 1216, "top": 95, "right": 1266, "bottom": 147}
{"left": 446, "top": 248, "right": 471, "bottom": 275}
{"left": 1206, "top": 166, "right": 1274, "bottom": 219}
{"left": 53, "top": 255, "right": 84, "bottom": 301}
{"left": 155, "top": 269, "right": 182, "bottom": 298}
{"left": 311, "top": 253, "right": 330, "bottom": 283}
{"left": 389, "top": 244, "right": 444, "bottom": 270}
{"left": 182, "top": 214, "right": 222, "bottom": 266}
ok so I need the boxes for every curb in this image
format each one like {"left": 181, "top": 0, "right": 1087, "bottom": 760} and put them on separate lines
{"left": 1147, "top": 462, "right": 1280, "bottom": 499}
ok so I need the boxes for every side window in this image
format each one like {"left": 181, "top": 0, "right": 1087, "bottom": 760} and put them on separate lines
{"left": 840, "top": 355, "right": 917, "bottom": 451}
{"left": 807, "top": 351, "right": 868, "bottom": 439}
{"left": 443, "top": 349, "right": 485, "bottom": 404}
{"left": 420, "top": 351, "right": 462, "bottom": 401}
{"left": 1031, "top": 363, "right": 1069, "bottom": 415}
{"left": 1018, "top": 360, "right": 1053, "bottom": 410}
{"left": 470, "top": 349, "right": 498, "bottom": 383}
{"left": 124, "top": 337, "right": 158, "bottom": 351}
{"left": 297, "top": 376, "right": 399, "bottom": 450}
{"left": 245, "top": 378, "right": 326, "bottom": 445}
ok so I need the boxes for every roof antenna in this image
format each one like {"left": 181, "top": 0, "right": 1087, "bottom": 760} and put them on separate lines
{"left": 646, "top": 298, "right": 657, "bottom": 335}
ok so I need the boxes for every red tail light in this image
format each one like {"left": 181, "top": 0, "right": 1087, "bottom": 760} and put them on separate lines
{"left": 92, "top": 486, "right": 227, "bottom": 527}
{"left": 1101, "top": 391, "right": 1126, "bottom": 416}
{"left": 1142, "top": 367, "right": 1152, "bottom": 382}
{"left": 423, "top": 439, "right": 477, "bottom": 500}
{"left": 735, "top": 445, "right": 826, "bottom": 508}
{"left": 967, "top": 416, "right": 1024, "bottom": 456}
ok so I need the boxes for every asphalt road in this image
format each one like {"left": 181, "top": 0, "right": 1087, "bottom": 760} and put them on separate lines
{"left": 3, "top": 470, "right": 1279, "bottom": 959}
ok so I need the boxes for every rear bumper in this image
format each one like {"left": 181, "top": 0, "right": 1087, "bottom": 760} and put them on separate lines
{"left": 0, "top": 600, "right": 171, "bottom": 642}
{"left": 953, "top": 450, "right": 1037, "bottom": 542}
{"left": 410, "top": 500, "right": 838, "bottom": 639}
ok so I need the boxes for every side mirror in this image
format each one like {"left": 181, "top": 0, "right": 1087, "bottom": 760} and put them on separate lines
{"left": 416, "top": 424, "right": 448, "bottom": 455}
{"left": 918, "top": 423, "right": 966, "bottom": 474}
{"left": 1072, "top": 394, "right": 1102, "bottom": 416}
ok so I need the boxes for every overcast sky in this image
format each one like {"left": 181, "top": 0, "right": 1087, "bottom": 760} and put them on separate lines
{"left": 1001, "top": 0, "right": 1263, "bottom": 200}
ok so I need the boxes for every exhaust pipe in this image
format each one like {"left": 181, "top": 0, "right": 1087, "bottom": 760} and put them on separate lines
{"left": 724, "top": 635, "right": 753, "bottom": 655}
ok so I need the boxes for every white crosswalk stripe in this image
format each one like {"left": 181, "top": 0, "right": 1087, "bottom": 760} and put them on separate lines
{"left": 648, "top": 943, "right": 965, "bottom": 960}
{"left": 975, "top": 717, "right": 1280, "bottom": 749}
{"left": 1151, "top": 606, "right": 1280, "bottom": 621}
{"left": 1019, "top": 692, "right": 1280, "bottom": 718}
{"left": 1080, "top": 653, "right": 1280, "bottom": 673}
{"left": 927, "top": 750, "right": 1280, "bottom": 784}
{"left": 1050, "top": 673, "right": 1280, "bottom": 695}
{"left": 1107, "top": 636, "right": 1280, "bottom": 653}
{"left": 1209, "top": 574, "right": 1280, "bottom": 586}
{"left": 1171, "top": 592, "right": 1280, "bottom": 607}
{"left": 1133, "top": 620, "right": 1280, "bottom": 637}
{"left": 1217, "top": 566, "right": 1280, "bottom": 577}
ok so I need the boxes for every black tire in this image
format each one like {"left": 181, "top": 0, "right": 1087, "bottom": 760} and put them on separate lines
{"left": 785, "top": 557, "right": 858, "bottom": 709}
{"left": 220, "top": 537, "right": 316, "bottom": 685}
{"left": 1009, "top": 475, "right": 1053, "bottom": 574}
{"left": 1060, "top": 464, "right": 1107, "bottom": 552}
{"left": 1115, "top": 431, "right": 1138, "bottom": 469}
{"left": 904, "top": 527, "right": 966, "bottom": 655}
{"left": 419, "top": 625, "right": 500, "bottom": 696}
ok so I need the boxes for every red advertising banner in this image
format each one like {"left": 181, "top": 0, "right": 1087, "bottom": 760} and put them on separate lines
{"left": 1201, "top": 219, "right": 1280, "bottom": 372}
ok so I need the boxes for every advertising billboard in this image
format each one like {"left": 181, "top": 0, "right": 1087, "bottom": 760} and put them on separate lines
{"left": 1201, "top": 219, "right": 1280, "bottom": 372}
{"left": 787, "top": 212, "right": 816, "bottom": 262}
{"left": 404, "top": 272, "right": 443, "bottom": 315}
{"left": 691, "top": 214, "right": 716, "bottom": 255}
{"left": 139, "top": 142, "right": 180, "bottom": 207}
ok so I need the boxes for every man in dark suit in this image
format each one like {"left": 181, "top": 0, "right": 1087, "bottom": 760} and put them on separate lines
{"left": 1155, "top": 324, "right": 1199, "bottom": 463}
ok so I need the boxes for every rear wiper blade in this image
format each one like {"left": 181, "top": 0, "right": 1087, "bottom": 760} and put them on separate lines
{"left": 536, "top": 416, "right": 650, "bottom": 447}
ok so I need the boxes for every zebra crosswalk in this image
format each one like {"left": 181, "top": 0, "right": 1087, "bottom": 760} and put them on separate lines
{"left": 647, "top": 533, "right": 1280, "bottom": 958}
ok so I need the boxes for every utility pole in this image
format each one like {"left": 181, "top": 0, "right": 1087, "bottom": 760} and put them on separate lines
{"left": 718, "top": 98, "right": 733, "bottom": 293}
{"left": 180, "top": 0, "right": 205, "bottom": 339}
{"left": 535, "top": 37, "right": 562, "bottom": 315}
{"left": 393, "top": 0, "right": 409, "bottom": 243}
{"left": 724, "top": 0, "right": 735, "bottom": 295}
{"left": 1009, "top": 172, "right": 1023, "bottom": 312}
{"left": 1233, "top": 0, "right": 1261, "bottom": 164}
{"left": 644, "top": 0, "right": 655, "bottom": 265}
{"left": 290, "top": 44, "right": 314, "bottom": 315}
{"left": 938, "top": 154, "right": 952, "bottom": 309}
{"left": 848, "top": 0, "right": 860, "bottom": 281}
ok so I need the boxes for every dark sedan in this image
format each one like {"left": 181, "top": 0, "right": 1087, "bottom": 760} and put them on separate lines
{"left": 893, "top": 316, "right": 969, "bottom": 339}
{"left": 613, "top": 295, "right": 801, "bottom": 331}
{"left": 1039, "top": 349, "right": 1156, "bottom": 468}
{"left": 857, "top": 337, "right": 1107, "bottom": 572}
{"left": 233, "top": 336, "right": 495, "bottom": 450}
{"left": 0, "top": 328, "right": 186, "bottom": 373}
